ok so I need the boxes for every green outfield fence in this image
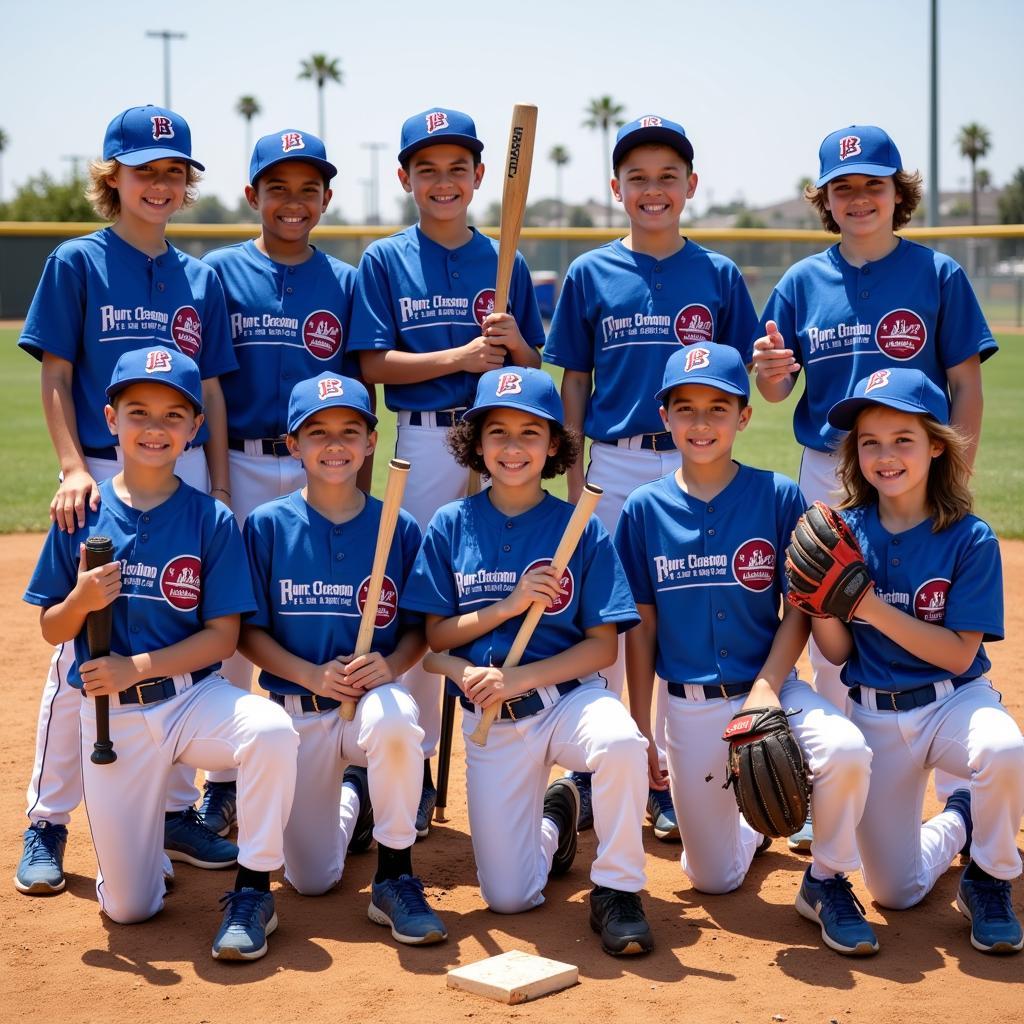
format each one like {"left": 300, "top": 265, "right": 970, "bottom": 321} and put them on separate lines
{"left": 1, "top": 222, "right": 1023, "bottom": 326}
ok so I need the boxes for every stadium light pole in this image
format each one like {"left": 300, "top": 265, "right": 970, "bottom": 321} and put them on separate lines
{"left": 146, "top": 30, "right": 187, "bottom": 108}
{"left": 928, "top": 0, "right": 939, "bottom": 226}
{"left": 361, "top": 142, "right": 388, "bottom": 225}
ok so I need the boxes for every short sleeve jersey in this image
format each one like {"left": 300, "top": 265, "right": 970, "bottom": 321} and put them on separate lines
{"left": 615, "top": 465, "right": 805, "bottom": 685}
{"left": 19, "top": 228, "right": 237, "bottom": 449}
{"left": 347, "top": 226, "right": 545, "bottom": 412}
{"left": 243, "top": 491, "right": 423, "bottom": 696}
{"left": 543, "top": 240, "right": 758, "bottom": 441}
{"left": 203, "top": 241, "right": 359, "bottom": 438}
{"left": 838, "top": 505, "right": 1002, "bottom": 690}
{"left": 24, "top": 478, "right": 254, "bottom": 688}
{"left": 760, "top": 239, "right": 997, "bottom": 452}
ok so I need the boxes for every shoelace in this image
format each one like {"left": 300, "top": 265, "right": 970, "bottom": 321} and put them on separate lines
{"left": 25, "top": 828, "right": 64, "bottom": 866}
{"left": 173, "top": 806, "right": 217, "bottom": 837}
{"left": 391, "top": 875, "right": 432, "bottom": 915}
{"left": 649, "top": 787, "right": 675, "bottom": 816}
{"left": 966, "top": 877, "right": 1016, "bottom": 922}
{"left": 218, "top": 888, "right": 268, "bottom": 924}
{"left": 201, "top": 783, "right": 235, "bottom": 817}
{"left": 600, "top": 888, "right": 644, "bottom": 922}
{"left": 819, "top": 875, "right": 868, "bottom": 925}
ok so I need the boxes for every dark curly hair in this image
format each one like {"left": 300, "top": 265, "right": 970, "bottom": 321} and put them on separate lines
{"left": 446, "top": 415, "right": 582, "bottom": 480}
{"left": 805, "top": 170, "right": 922, "bottom": 233}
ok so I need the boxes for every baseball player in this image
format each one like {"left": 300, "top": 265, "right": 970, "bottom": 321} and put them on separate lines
{"left": 808, "top": 368, "right": 1023, "bottom": 954}
{"left": 543, "top": 115, "right": 759, "bottom": 838}
{"left": 752, "top": 125, "right": 996, "bottom": 847}
{"left": 238, "top": 372, "right": 446, "bottom": 945}
{"left": 402, "top": 367, "right": 654, "bottom": 957}
{"left": 23, "top": 347, "right": 298, "bottom": 961}
{"left": 200, "top": 129, "right": 360, "bottom": 835}
{"left": 348, "top": 108, "right": 545, "bottom": 836}
{"left": 15, "top": 106, "right": 239, "bottom": 898}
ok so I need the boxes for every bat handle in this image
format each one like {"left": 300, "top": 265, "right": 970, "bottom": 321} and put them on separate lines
{"left": 84, "top": 536, "right": 117, "bottom": 766}
{"left": 91, "top": 695, "right": 117, "bottom": 764}
{"left": 468, "top": 704, "right": 498, "bottom": 747}
{"left": 339, "top": 700, "right": 356, "bottom": 721}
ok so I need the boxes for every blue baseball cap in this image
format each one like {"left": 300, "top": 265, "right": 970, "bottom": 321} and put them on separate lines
{"left": 249, "top": 129, "right": 337, "bottom": 185}
{"left": 827, "top": 368, "right": 949, "bottom": 430}
{"left": 612, "top": 115, "right": 694, "bottom": 170}
{"left": 464, "top": 368, "right": 564, "bottom": 426}
{"left": 398, "top": 108, "right": 483, "bottom": 164}
{"left": 656, "top": 344, "right": 750, "bottom": 403}
{"left": 103, "top": 106, "right": 205, "bottom": 171}
{"left": 106, "top": 347, "right": 204, "bottom": 411}
{"left": 816, "top": 125, "right": 903, "bottom": 187}
{"left": 287, "top": 373, "right": 377, "bottom": 434}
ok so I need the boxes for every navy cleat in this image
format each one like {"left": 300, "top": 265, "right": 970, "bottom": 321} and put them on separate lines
{"left": 943, "top": 789, "right": 972, "bottom": 861}
{"left": 165, "top": 807, "right": 238, "bottom": 869}
{"left": 589, "top": 885, "right": 654, "bottom": 955}
{"left": 415, "top": 784, "right": 437, "bottom": 840}
{"left": 343, "top": 765, "right": 375, "bottom": 854}
{"left": 957, "top": 865, "right": 1023, "bottom": 954}
{"left": 646, "top": 786, "right": 680, "bottom": 842}
{"left": 795, "top": 867, "right": 878, "bottom": 955}
{"left": 197, "top": 780, "right": 237, "bottom": 837}
{"left": 14, "top": 822, "right": 68, "bottom": 895}
{"left": 569, "top": 771, "right": 593, "bottom": 832}
{"left": 212, "top": 888, "right": 277, "bottom": 960}
{"left": 544, "top": 777, "right": 579, "bottom": 877}
{"left": 368, "top": 874, "right": 447, "bottom": 945}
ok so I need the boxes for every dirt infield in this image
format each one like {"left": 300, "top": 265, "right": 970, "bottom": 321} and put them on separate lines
{"left": 2, "top": 533, "right": 1021, "bottom": 1024}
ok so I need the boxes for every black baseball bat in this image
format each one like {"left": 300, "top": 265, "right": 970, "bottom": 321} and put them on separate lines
{"left": 434, "top": 690, "right": 456, "bottom": 823}
{"left": 84, "top": 536, "right": 117, "bottom": 765}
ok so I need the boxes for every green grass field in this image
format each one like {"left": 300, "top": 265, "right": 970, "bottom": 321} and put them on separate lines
{"left": 1, "top": 328, "right": 1021, "bottom": 536}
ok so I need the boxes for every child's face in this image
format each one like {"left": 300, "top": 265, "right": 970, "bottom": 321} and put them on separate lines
{"left": 476, "top": 408, "right": 557, "bottom": 490}
{"left": 612, "top": 145, "right": 697, "bottom": 232}
{"left": 246, "top": 161, "right": 332, "bottom": 243}
{"left": 825, "top": 174, "right": 900, "bottom": 238}
{"left": 660, "top": 384, "right": 750, "bottom": 466}
{"left": 398, "top": 145, "right": 483, "bottom": 224}
{"left": 286, "top": 407, "right": 376, "bottom": 485}
{"left": 855, "top": 406, "right": 943, "bottom": 505}
{"left": 103, "top": 382, "right": 202, "bottom": 467}
{"left": 107, "top": 159, "right": 188, "bottom": 225}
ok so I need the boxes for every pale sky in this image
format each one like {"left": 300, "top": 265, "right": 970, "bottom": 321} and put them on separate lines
{"left": 2, "top": 0, "right": 1021, "bottom": 222}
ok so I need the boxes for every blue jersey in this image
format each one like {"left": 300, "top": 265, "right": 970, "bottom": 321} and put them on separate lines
{"left": 18, "top": 228, "right": 236, "bottom": 449}
{"left": 837, "top": 504, "right": 1002, "bottom": 690}
{"left": 243, "top": 490, "right": 423, "bottom": 696}
{"left": 615, "top": 466, "right": 805, "bottom": 685}
{"left": 402, "top": 491, "right": 639, "bottom": 693}
{"left": 24, "top": 478, "right": 254, "bottom": 689}
{"left": 760, "top": 239, "right": 997, "bottom": 452}
{"left": 543, "top": 240, "right": 758, "bottom": 442}
{"left": 347, "top": 226, "right": 545, "bottom": 412}
{"left": 203, "top": 241, "right": 359, "bottom": 438}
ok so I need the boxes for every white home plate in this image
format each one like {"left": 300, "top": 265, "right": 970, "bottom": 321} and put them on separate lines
{"left": 447, "top": 950, "right": 579, "bottom": 1004}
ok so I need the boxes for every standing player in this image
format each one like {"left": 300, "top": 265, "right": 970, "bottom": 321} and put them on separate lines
{"left": 200, "top": 129, "right": 359, "bottom": 835}
{"left": 348, "top": 108, "right": 545, "bottom": 836}
{"left": 403, "top": 367, "right": 654, "bottom": 956}
{"left": 15, "top": 106, "right": 239, "bottom": 897}
{"left": 616, "top": 344, "right": 876, "bottom": 955}
{"left": 543, "top": 115, "right": 759, "bottom": 837}
{"left": 808, "top": 368, "right": 1023, "bottom": 954}
{"left": 753, "top": 125, "right": 996, "bottom": 848}
{"left": 239, "top": 372, "right": 446, "bottom": 945}
{"left": 23, "top": 347, "right": 298, "bottom": 961}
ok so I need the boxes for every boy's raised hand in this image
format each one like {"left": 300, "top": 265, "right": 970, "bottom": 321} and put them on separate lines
{"left": 752, "top": 320, "right": 801, "bottom": 385}
{"left": 72, "top": 542, "right": 121, "bottom": 614}
{"left": 501, "top": 564, "right": 567, "bottom": 617}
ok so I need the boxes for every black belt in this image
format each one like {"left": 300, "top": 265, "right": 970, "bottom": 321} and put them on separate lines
{"left": 229, "top": 436, "right": 291, "bottom": 458}
{"left": 459, "top": 679, "right": 581, "bottom": 721}
{"left": 269, "top": 691, "right": 341, "bottom": 713}
{"left": 848, "top": 678, "right": 971, "bottom": 713}
{"left": 407, "top": 408, "right": 467, "bottom": 427}
{"left": 83, "top": 445, "right": 119, "bottom": 461}
{"left": 667, "top": 680, "right": 752, "bottom": 700}
{"left": 108, "top": 667, "right": 214, "bottom": 706}
{"left": 638, "top": 432, "right": 676, "bottom": 452}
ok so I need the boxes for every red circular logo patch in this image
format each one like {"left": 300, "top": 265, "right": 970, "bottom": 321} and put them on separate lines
{"left": 357, "top": 574, "right": 398, "bottom": 628}
{"left": 523, "top": 558, "right": 574, "bottom": 615}
{"left": 473, "top": 288, "right": 496, "bottom": 327}
{"left": 732, "top": 539, "right": 776, "bottom": 592}
{"left": 171, "top": 306, "right": 202, "bottom": 357}
{"left": 674, "top": 304, "right": 714, "bottom": 345}
{"left": 302, "top": 310, "right": 343, "bottom": 360}
{"left": 160, "top": 555, "right": 202, "bottom": 612}
{"left": 875, "top": 309, "right": 927, "bottom": 360}
{"left": 913, "top": 578, "right": 949, "bottom": 623}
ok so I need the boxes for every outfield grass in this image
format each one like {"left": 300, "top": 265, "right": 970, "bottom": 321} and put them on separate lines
{"left": 1, "top": 328, "right": 1020, "bottom": 536}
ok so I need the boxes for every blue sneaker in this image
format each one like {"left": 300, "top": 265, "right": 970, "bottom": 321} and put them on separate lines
{"left": 369, "top": 874, "right": 447, "bottom": 945}
{"left": 415, "top": 783, "right": 437, "bottom": 840}
{"left": 14, "top": 822, "right": 68, "bottom": 895}
{"left": 646, "top": 787, "right": 680, "bottom": 842}
{"left": 343, "top": 765, "right": 374, "bottom": 854}
{"left": 795, "top": 867, "right": 879, "bottom": 955}
{"left": 198, "top": 780, "right": 237, "bottom": 837}
{"left": 569, "top": 771, "right": 593, "bottom": 832}
{"left": 212, "top": 888, "right": 277, "bottom": 960}
{"left": 787, "top": 811, "right": 814, "bottom": 853}
{"left": 164, "top": 807, "right": 238, "bottom": 869}
{"left": 943, "top": 789, "right": 972, "bottom": 861}
{"left": 957, "top": 866, "right": 1023, "bottom": 954}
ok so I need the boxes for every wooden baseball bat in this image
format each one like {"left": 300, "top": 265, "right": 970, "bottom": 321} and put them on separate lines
{"left": 339, "top": 458, "right": 411, "bottom": 721}
{"left": 84, "top": 536, "right": 117, "bottom": 765}
{"left": 467, "top": 483, "right": 603, "bottom": 747}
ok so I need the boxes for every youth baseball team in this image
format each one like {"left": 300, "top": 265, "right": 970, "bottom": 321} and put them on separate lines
{"left": 13, "top": 103, "right": 1024, "bottom": 965}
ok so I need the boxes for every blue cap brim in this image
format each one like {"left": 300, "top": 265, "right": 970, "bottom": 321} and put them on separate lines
{"left": 827, "top": 395, "right": 942, "bottom": 431}
{"left": 288, "top": 403, "right": 378, "bottom": 434}
{"left": 398, "top": 134, "right": 483, "bottom": 165}
{"left": 613, "top": 128, "right": 694, "bottom": 170}
{"left": 656, "top": 375, "right": 748, "bottom": 404}
{"left": 252, "top": 155, "right": 337, "bottom": 185}
{"left": 105, "top": 377, "right": 204, "bottom": 413}
{"left": 464, "top": 399, "right": 563, "bottom": 427}
{"left": 115, "top": 147, "right": 205, "bottom": 171}
{"left": 816, "top": 161, "right": 898, "bottom": 187}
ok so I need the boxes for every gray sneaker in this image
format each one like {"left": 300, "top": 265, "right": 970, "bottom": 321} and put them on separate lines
{"left": 15, "top": 822, "right": 68, "bottom": 895}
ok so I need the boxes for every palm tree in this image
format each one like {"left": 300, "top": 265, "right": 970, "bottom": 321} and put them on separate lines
{"left": 0, "top": 127, "right": 7, "bottom": 203}
{"left": 549, "top": 145, "right": 570, "bottom": 225}
{"left": 236, "top": 95, "right": 261, "bottom": 158}
{"left": 957, "top": 122, "right": 991, "bottom": 226}
{"left": 298, "top": 54, "right": 343, "bottom": 141}
{"left": 582, "top": 96, "right": 625, "bottom": 226}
